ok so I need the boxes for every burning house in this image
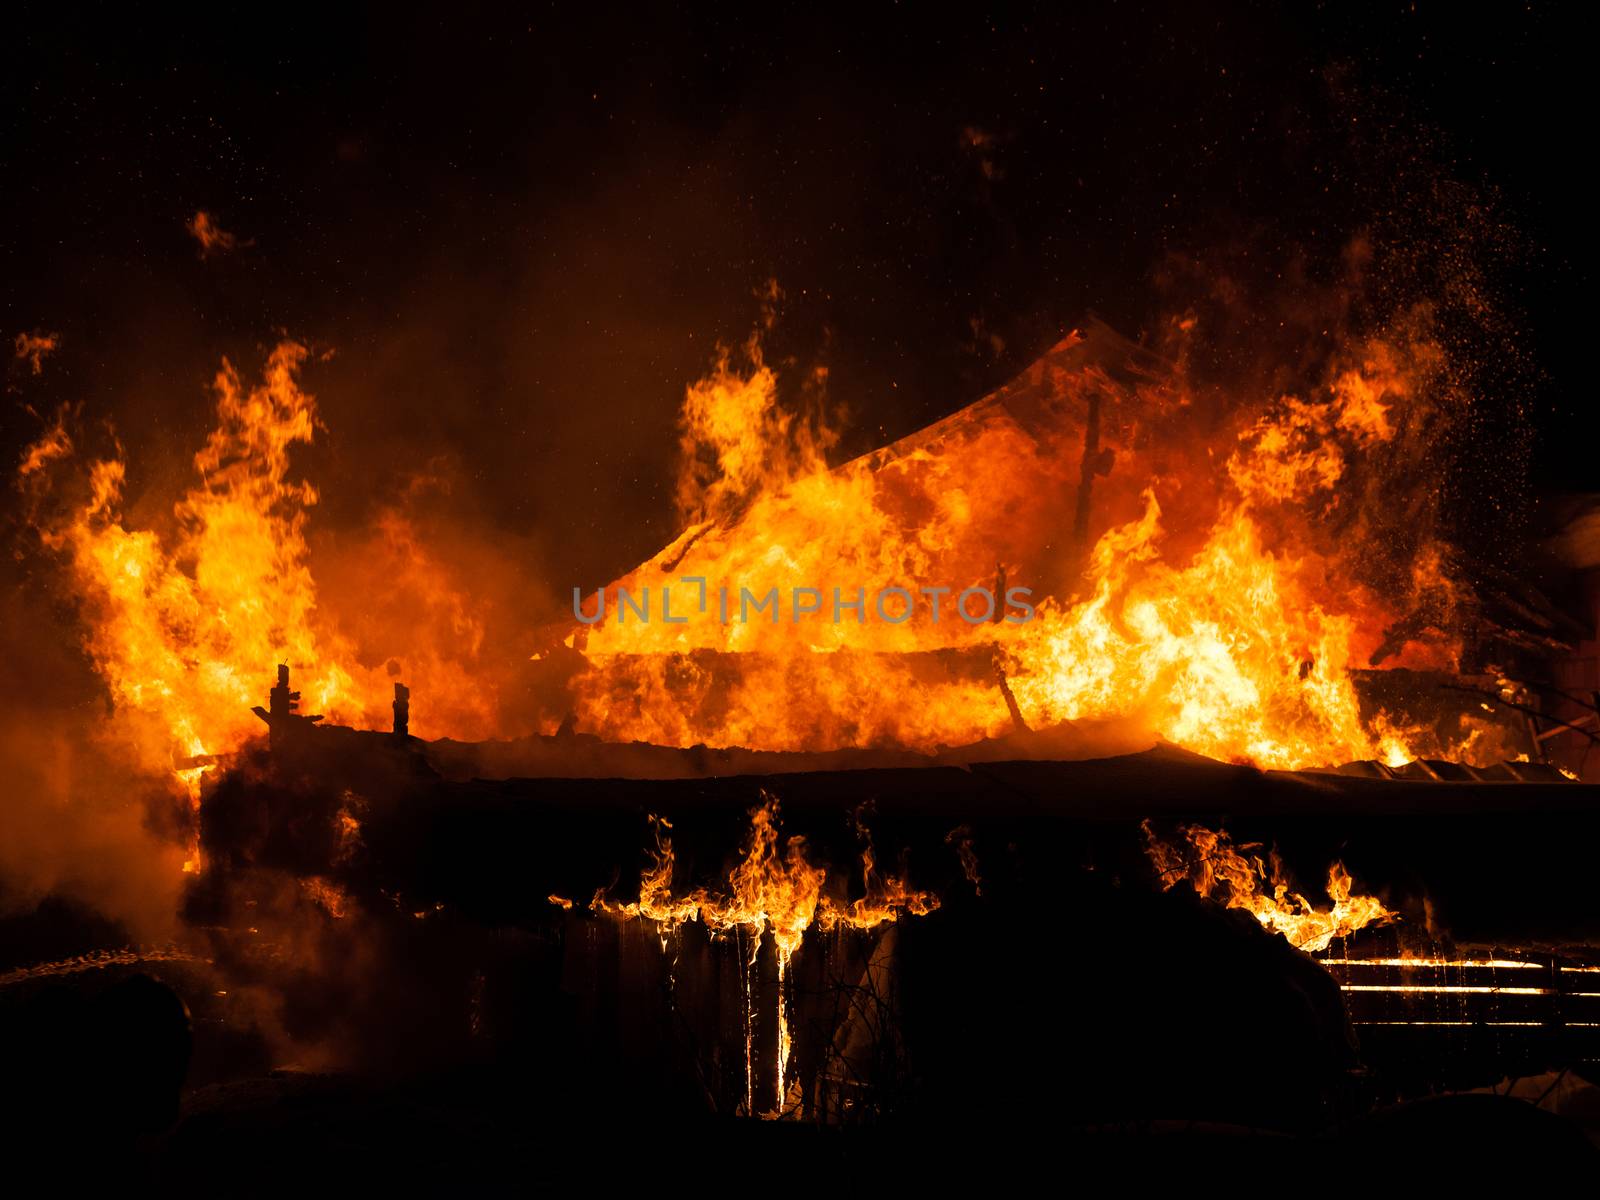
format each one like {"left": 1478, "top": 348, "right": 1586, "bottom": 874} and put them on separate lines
{"left": 10, "top": 311, "right": 1599, "bottom": 1174}
{"left": 3, "top": 5, "right": 1598, "bottom": 1183}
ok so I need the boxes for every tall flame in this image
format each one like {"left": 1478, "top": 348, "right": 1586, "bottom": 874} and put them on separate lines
{"left": 13, "top": 310, "right": 1504, "bottom": 899}
{"left": 32, "top": 343, "right": 336, "bottom": 801}
{"left": 20, "top": 343, "right": 507, "bottom": 823}
{"left": 573, "top": 321, "right": 1478, "bottom": 769}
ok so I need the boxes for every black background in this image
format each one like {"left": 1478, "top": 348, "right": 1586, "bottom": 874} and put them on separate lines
{"left": 2, "top": 3, "right": 1591, "bottom": 598}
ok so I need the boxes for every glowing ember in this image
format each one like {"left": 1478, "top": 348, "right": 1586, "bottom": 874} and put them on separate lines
{"left": 300, "top": 875, "right": 350, "bottom": 919}
{"left": 13, "top": 329, "right": 59, "bottom": 375}
{"left": 185, "top": 210, "right": 244, "bottom": 258}
{"left": 1142, "top": 820, "right": 1395, "bottom": 953}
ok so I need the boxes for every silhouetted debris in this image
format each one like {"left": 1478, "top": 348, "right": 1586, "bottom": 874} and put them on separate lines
{"left": 392, "top": 682, "right": 410, "bottom": 738}
{"left": 250, "top": 663, "right": 323, "bottom": 747}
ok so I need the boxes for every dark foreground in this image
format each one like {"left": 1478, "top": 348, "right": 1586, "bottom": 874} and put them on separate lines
{"left": 5, "top": 738, "right": 1600, "bottom": 1185}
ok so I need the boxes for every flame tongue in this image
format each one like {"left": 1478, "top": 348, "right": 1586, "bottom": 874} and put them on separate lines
{"left": 586, "top": 794, "right": 936, "bottom": 1116}
{"left": 29, "top": 344, "right": 340, "bottom": 803}
{"left": 1143, "top": 820, "right": 1395, "bottom": 953}
{"left": 1003, "top": 492, "right": 1413, "bottom": 769}
{"left": 21, "top": 341, "right": 513, "bottom": 828}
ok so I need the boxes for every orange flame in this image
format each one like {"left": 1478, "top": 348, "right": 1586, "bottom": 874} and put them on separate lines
{"left": 572, "top": 321, "right": 1478, "bottom": 770}
{"left": 13, "top": 330, "right": 60, "bottom": 375}
{"left": 1003, "top": 491, "right": 1415, "bottom": 768}
{"left": 29, "top": 343, "right": 336, "bottom": 802}
{"left": 583, "top": 794, "right": 936, "bottom": 1115}
{"left": 20, "top": 343, "right": 509, "bottom": 835}
{"left": 1143, "top": 820, "right": 1395, "bottom": 953}
{"left": 13, "top": 307, "right": 1505, "bottom": 900}
{"left": 186, "top": 210, "right": 244, "bottom": 258}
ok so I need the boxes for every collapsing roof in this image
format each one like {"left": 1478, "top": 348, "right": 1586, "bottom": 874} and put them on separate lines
{"left": 562, "top": 319, "right": 1579, "bottom": 769}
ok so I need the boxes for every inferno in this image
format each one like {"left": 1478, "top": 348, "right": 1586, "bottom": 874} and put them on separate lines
{"left": 4, "top": 6, "right": 1598, "bottom": 1185}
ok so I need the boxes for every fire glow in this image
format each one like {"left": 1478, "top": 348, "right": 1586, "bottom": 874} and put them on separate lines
{"left": 17, "top": 304, "right": 1503, "bottom": 861}
{"left": 555, "top": 794, "right": 938, "bottom": 1117}
{"left": 569, "top": 318, "right": 1487, "bottom": 768}
{"left": 19, "top": 343, "right": 508, "bottom": 857}
{"left": 1143, "top": 820, "right": 1396, "bottom": 953}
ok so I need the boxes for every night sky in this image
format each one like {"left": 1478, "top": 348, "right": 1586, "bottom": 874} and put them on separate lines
{"left": 3, "top": 4, "right": 1591, "bottom": 599}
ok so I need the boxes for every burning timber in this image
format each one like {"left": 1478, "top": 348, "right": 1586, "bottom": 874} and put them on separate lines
{"left": 146, "top": 665, "right": 1599, "bottom": 1136}
{"left": 14, "top": 322, "right": 1600, "bottom": 1163}
{"left": 198, "top": 690, "right": 1594, "bottom": 947}
{"left": 558, "top": 320, "right": 1592, "bottom": 773}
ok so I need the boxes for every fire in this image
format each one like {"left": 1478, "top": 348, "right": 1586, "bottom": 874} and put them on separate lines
{"left": 19, "top": 342, "right": 507, "bottom": 822}
{"left": 820, "top": 805, "right": 940, "bottom": 930}
{"left": 12, "top": 303, "right": 1505, "bottom": 905}
{"left": 1142, "top": 820, "right": 1395, "bottom": 953}
{"left": 300, "top": 875, "right": 351, "bottom": 919}
{"left": 23, "top": 343, "right": 336, "bottom": 799}
{"left": 674, "top": 302, "right": 836, "bottom": 529}
{"left": 1002, "top": 492, "right": 1415, "bottom": 768}
{"left": 21, "top": 310, "right": 1489, "bottom": 794}
{"left": 186, "top": 210, "right": 243, "bottom": 258}
{"left": 13, "top": 329, "right": 60, "bottom": 375}
{"left": 571, "top": 319, "right": 1476, "bottom": 770}
{"left": 582, "top": 794, "right": 937, "bottom": 1115}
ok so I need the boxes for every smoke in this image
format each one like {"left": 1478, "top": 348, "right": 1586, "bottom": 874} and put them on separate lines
{"left": 304, "top": 465, "right": 565, "bottom": 737}
{"left": 2, "top": 403, "right": 180, "bottom": 942}
{"left": 1148, "top": 66, "right": 1537, "bottom": 584}
{"left": 0, "top": 581, "right": 187, "bottom": 941}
